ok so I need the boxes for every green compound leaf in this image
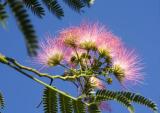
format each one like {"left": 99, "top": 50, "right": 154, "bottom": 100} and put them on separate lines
{"left": 96, "top": 90, "right": 134, "bottom": 113}
{"left": 42, "top": 87, "right": 88, "bottom": 113}
{"left": 43, "top": 88, "right": 58, "bottom": 113}
{"left": 117, "top": 91, "right": 158, "bottom": 113}
{"left": 42, "top": 0, "right": 64, "bottom": 19}
{"left": 63, "top": 0, "right": 85, "bottom": 12}
{"left": 72, "top": 99, "right": 86, "bottom": 113}
{"left": 59, "top": 93, "right": 73, "bottom": 113}
{"left": 23, "top": 0, "right": 45, "bottom": 18}
{"left": 8, "top": 0, "right": 38, "bottom": 56}
{"left": 0, "top": 3, "right": 8, "bottom": 27}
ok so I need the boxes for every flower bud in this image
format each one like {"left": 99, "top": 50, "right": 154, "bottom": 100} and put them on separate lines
{"left": 106, "top": 78, "right": 112, "bottom": 84}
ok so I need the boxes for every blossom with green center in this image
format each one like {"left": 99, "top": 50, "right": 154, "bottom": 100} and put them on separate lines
{"left": 36, "top": 38, "right": 66, "bottom": 67}
{"left": 112, "top": 48, "right": 143, "bottom": 84}
{"left": 36, "top": 22, "right": 143, "bottom": 86}
{"left": 89, "top": 76, "right": 105, "bottom": 89}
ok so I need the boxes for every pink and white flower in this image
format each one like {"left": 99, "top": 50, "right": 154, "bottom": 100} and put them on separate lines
{"left": 36, "top": 38, "right": 68, "bottom": 67}
{"left": 35, "top": 22, "right": 143, "bottom": 85}
{"left": 112, "top": 48, "right": 143, "bottom": 84}
{"left": 89, "top": 76, "right": 105, "bottom": 89}
{"left": 59, "top": 26, "right": 81, "bottom": 47}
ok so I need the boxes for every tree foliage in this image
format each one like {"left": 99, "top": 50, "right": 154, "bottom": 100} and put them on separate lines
{"left": 43, "top": 88, "right": 58, "bottom": 113}
{"left": 42, "top": 0, "right": 64, "bottom": 19}
{"left": 23, "top": 0, "right": 45, "bottom": 18}
{"left": 42, "top": 88, "right": 158, "bottom": 113}
{"left": 0, "top": 3, "right": 8, "bottom": 26}
{"left": 96, "top": 90, "right": 157, "bottom": 113}
{"left": 8, "top": 0, "right": 38, "bottom": 56}
{"left": 0, "top": 0, "right": 93, "bottom": 56}
{"left": 63, "top": 0, "right": 85, "bottom": 12}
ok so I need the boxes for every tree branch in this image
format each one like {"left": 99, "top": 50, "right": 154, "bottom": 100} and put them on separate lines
{"left": 6, "top": 61, "right": 77, "bottom": 101}
{"left": 5, "top": 57, "right": 92, "bottom": 81}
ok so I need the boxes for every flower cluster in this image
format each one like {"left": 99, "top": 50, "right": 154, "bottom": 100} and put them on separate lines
{"left": 36, "top": 23, "right": 143, "bottom": 90}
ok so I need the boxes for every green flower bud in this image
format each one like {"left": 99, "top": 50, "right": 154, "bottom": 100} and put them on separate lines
{"left": 107, "top": 78, "right": 113, "bottom": 84}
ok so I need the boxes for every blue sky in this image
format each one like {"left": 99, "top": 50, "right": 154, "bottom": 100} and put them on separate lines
{"left": 0, "top": 0, "right": 160, "bottom": 113}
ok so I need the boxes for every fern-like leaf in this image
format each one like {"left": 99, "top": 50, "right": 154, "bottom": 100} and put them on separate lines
{"left": 42, "top": 0, "right": 64, "bottom": 19}
{"left": 43, "top": 88, "right": 58, "bottom": 113}
{"left": 117, "top": 91, "right": 158, "bottom": 112}
{"left": 59, "top": 94, "right": 73, "bottom": 113}
{"left": 8, "top": 0, "right": 38, "bottom": 56}
{"left": 0, "top": 92, "right": 4, "bottom": 109}
{"left": 23, "top": 0, "right": 45, "bottom": 18}
{"left": 72, "top": 99, "right": 86, "bottom": 113}
{"left": 0, "top": 3, "right": 8, "bottom": 26}
{"left": 63, "top": 0, "right": 84, "bottom": 12}
{"left": 96, "top": 90, "right": 134, "bottom": 113}
{"left": 42, "top": 86, "right": 88, "bottom": 113}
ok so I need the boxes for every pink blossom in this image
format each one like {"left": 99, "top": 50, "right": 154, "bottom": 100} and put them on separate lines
{"left": 59, "top": 23, "right": 124, "bottom": 58}
{"left": 59, "top": 23, "right": 116, "bottom": 49}
{"left": 97, "top": 34, "right": 123, "bottom": 57}
{"left": 36, "top": 38, "right": 68, "bottom": 67}
{"left": 59, "top": 26, "right": 81, "bottom": 47}
{"left": 112, "top": 48, "right": 143, "bottom": 84}
{"left": 35, "top": 22, "right": 143, "bottom": 85}
{"left": 76, "top": 23, "right": 109, "bottom": 49}
{"left": 89, "top": 76, "right": 105, "bottom": 89}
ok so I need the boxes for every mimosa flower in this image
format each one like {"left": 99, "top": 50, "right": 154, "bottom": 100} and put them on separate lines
{"left": 36, "top": 38, "right": 67, "bottom": 67}
{"left": 59, "top": 26, "right": 81, "bottom": 47}
{"left": 89, "top": 76, "right": 105, "bottom": 89}
{"left": 77, "top": 23, "right": 106, "bottom": 50}
{"left": 36, "top": 22, "right": 143, "bottom": 86}
{"left": 59, "top": 23, "right": 117, "bottom": 50}
{"left": 59, "top": 23, "right": 124, "bottom": 58}
{"left": 112, "top": 48, "right": 143, "bottom": 84}
{"left": 97, "top": 34, "right": 123, "bottom": 58}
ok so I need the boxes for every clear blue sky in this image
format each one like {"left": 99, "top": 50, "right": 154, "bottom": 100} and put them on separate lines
{"left": 0, "top": 0, "right": 160, "bottom": 113}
